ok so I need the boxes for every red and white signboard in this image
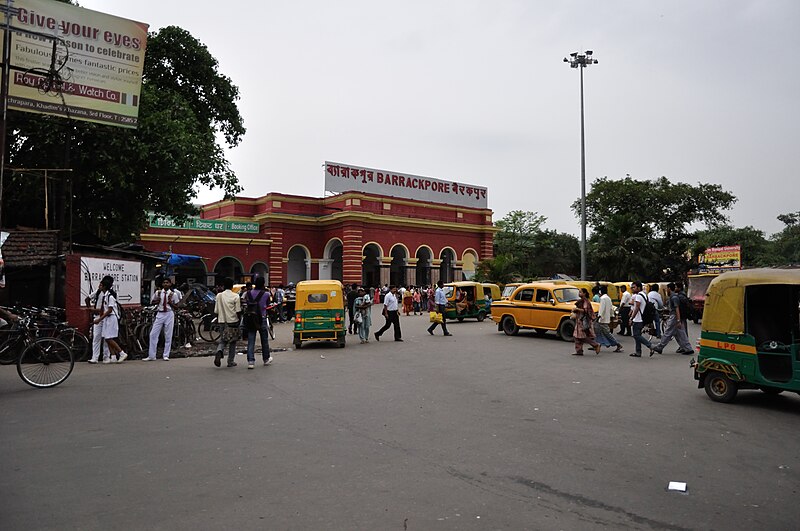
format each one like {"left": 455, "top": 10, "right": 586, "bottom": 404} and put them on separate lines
{"left": 324, "top": 161, "right": 488, "bottom": 209}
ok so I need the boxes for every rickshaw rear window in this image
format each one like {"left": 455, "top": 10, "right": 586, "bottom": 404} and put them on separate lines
{"left": 307, "top": 293, "right": 328, "bottom": 303}
{"left": 443, "top": 286, "right": 454, "bottom": 298}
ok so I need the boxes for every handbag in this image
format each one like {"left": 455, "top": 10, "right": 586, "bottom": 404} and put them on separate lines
{"left": 221, "top": 324, "right": 240, "bottom": 343}
{"left": 429, "top": 311, "right": 443, "bottom": 323}
{"left": 354, "top": 312, "right": 363, "bottom": 324}
{"left": 581, "top": 315, "right": 592, "bottom": 332}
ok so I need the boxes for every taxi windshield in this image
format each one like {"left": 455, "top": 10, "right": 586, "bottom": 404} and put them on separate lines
{"left": 554, "top": 287, "right": 580, "bottom": 303}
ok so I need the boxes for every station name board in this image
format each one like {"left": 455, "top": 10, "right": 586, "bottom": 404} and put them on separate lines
{"left": 324, "top": 161, "right": 488, "bottom": 209}
{"left": 148, "top": 214, "right": 259, "bottom": 234}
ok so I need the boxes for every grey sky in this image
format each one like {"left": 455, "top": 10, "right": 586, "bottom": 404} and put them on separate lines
{"left": 86, "top": 0, "right": 799, "bottom": 237}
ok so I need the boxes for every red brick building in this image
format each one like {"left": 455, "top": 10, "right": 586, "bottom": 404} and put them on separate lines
{"left": 139, "top": 191, "right": 495, "bottom": 288}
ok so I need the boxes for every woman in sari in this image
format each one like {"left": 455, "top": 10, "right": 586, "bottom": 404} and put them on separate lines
{"left": 402, "top": 287, "right": 414, "bottom": 316}
{"left": 573, "top": 288, "right": 601, "bottom": 356}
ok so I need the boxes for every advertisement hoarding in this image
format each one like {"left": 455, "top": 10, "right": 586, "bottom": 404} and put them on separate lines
{"left": 80, "top": 257, "right": 142, "bottom": 304}
{"left": 698, "top": 245, "right": 742, "bottom": 274}
{"left": 324, "top": 161, "right": 488, "bottom": 209}
{"left": 3, "top": 0, "right": 148, "bottom": 128}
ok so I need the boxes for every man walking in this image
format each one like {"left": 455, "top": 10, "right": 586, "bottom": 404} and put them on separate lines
{"left": 618, "top": 285, "right": 632, "bottom": 336}
{"left": 648, "top": 283, "right": 664, "bottom": 340}
{"left": 375, "top": 285, "right": 402, "bottom": 342}
{"left": 427, "top": 280, "right": 452, "bottom": 336}
{"left": 629, "top": 281, "right": 654, "bottom": 357}
{"left": 652, "top": 282, "right": 695, "bottom": 355}
{"left": 346, "top": 283, "right": 359, "bottom": 335}
{"left": 214, "top": 277, "right": 242, "bottom": 368}
{"left": 244, "top": 276, "right": 273, "bottom": 369}
{"left": 596, "top": 285, "right": 622, "bottom": 352}
{"left": 145, "top": 277, "right": 181, "bottom": 361}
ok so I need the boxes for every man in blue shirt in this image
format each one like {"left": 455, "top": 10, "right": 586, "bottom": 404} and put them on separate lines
{"left": 427, "top": 280, "right": 452, "bottom": 336}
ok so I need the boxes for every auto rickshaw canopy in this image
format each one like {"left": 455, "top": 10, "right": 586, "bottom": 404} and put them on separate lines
{"left": 702, "top": 269, "right": 800, "bottom": 334}
{"left": 294, "top": 280, "right": 345, "bottom": 310}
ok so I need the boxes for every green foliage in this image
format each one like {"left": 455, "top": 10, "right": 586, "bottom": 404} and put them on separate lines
{"left": 4, "top": 25, "right": 245, "bottom": 241}
{"left": 494, "top": 210, "right": 546, "bottom": 256}
{"left": 574, "top": 176, "right": 737, "bottom": 280}
{"left": 773, "top": 211, "right": 800, "bottom": 264}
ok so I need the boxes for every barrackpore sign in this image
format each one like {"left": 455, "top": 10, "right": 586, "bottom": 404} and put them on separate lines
{"left": 148, "top": 214, "right": 259, "bottom": 234}
{"left": 324, "top": 161, "right": 488, "bottom": 209}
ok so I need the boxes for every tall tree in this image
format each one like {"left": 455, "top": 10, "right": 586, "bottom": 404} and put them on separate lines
{"left": 574, "top": 176, "right": 737, "bottom": 280}
{"left": 4, "top": 24, "right": 245, "bottom": 241}
{"left": 773, "top": 211, "right": 800, "bottom": 264}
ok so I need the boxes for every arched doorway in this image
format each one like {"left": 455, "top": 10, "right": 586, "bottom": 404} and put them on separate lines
{"left": 173, "top": 259, "right": 208, "bottom": 288}
{"left": 321, "top": 239, "right": 343, "bottom": 281}
{"left": 390, "top": 244, "right": 408, "bottom": 287}
{"left": 462, "top": 250, "right": 478, "bottom": 280}
{"left": 250, "top": 262, "right": 269, "bottom": 284}
{"left": 287, "top": 245, "right": 309, "bottom": 284}
{"left": 362, "top": 243, "right": 382, "bottom": 289}
{"left": 439, "top": 248, "right": 456, "bottom": 284}
{"left": 415, "top": 246, "right": 432, "bottom": 286}
{"left": 214, "top": 257, "right": 244, "bottom": 283}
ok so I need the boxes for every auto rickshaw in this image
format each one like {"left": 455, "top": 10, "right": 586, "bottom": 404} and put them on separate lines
{"left": 692, "top": 269, "right": 800, "bottom": 403}
{"left": 500, "top": 282, "right": 524, "bottom": 300}
{"left": 292, "top": 280, "right": 346, "bottom": 349}
{"left": 443, "top": 281, "right": 488, "bottom": 322}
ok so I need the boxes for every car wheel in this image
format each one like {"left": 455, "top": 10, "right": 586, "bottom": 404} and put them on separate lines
{"left": 557, "top": 319, "right": 574, "bottom": 342}
{"left": 501, "top": 316, "right": 519, "bottom": 336}
{"left": 704, "top": 371, "right": 738, "bottom": 403}
{"left": 477, "top": 311, "right": 486, "bottom": 322}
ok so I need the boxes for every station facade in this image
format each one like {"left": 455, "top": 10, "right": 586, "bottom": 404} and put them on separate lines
{"left": 139, "top": 190, "right": 495, "bottom": 288}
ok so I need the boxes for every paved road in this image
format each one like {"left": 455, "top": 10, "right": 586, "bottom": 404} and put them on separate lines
{"left": 1, "top": 312, "right": 799, "bottom": 530}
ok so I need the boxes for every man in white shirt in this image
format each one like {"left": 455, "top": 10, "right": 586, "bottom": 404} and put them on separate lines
{"left": 145, "top": 277, "right": 181, "bottom": 361}
{"left": 214, "top": 277, "right": 242, "bottom": 367}
{"left": 596, "top": 285, "right": 622, "bottom": 352}
{"left": 427, "top": 280, "right": 452, "bottom": 336}
{"left": 647, "top": 283, "right": 664, "bottom": 340}
{"left": 630, "top": 281, "right": 654, "bottom": 357}
{"left": 374, "top": 285, "right": 402, "bottom": 342}
{"left": 618, "top": 285, "right": 632, "bottom": 336}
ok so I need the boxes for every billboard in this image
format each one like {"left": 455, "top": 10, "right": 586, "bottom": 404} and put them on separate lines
{"left": 80, "top": 256, "right": 142, "bottom": 305}
{"left": 324, "top": 161, "right": 488, "bottom": 209}
{"left": 2, "top": 0, "right": 148, "bottom": 128}
{"left": 698, "top": 245, "right": 742, "bottom": 274}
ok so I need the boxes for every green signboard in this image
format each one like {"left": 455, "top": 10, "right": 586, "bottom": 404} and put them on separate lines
{"left": 148, "top": 215, "right": 259, "bottom": 234}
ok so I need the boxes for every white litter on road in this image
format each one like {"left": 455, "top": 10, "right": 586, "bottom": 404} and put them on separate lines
{"left": 668, "top": 481, "right": 687, "bottom": 492}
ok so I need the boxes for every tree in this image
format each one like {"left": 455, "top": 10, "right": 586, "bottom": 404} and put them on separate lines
{"left": 773, "top": 211, "right": 800, "bottom": 264}
{"left": 4, "top": 24, "right": 245, "bottom": 241}
{"left": 494, "top": 210, "right": 546, "bottom": 257}
{"left": 574, "top": 176, "right": 737, "bottom": 280}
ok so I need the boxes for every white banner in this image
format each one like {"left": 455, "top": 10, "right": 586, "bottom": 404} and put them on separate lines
{"left": 80, "top": 257, "right": 142, "bottom": 304}
{"left": 324, "top": 161, "right": 488, "bottom": 209}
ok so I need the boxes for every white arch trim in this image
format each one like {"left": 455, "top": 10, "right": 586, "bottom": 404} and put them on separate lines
{"left": 389, "top": 243, "right": 411, "bottom": 259}
{"left": 286, "top": 244, "right": 311, "bottom": 260}
{"left": 323, "top": 238, "right": 344, "bottom": 259}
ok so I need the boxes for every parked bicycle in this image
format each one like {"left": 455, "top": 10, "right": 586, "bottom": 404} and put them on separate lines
{"left": 0, "top": 309, "right": 74, "bottom": 388}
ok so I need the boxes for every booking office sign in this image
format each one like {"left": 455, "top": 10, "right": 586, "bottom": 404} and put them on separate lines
{"left": 2, "top": 0, "right": 148, "bottom": 128}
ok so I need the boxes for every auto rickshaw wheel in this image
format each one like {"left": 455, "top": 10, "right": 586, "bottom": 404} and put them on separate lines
{"left": 293, "top": 335, "right": 302, "bottom": 349}
{"left": 557, "top": 319, "right": 575, "bottom": 342}
{"left": 337, "top": 333, "right": 346, "bottom": 348}
{"left": 704, "top": 371, "right": 738, "bottom": 403}
{"left": 477, "top": 311, "right": 486, "bottom": 322}
{"left": 457, "top": 316, "right": 465, "bottom": 322}
{"left": 501, "top": 316, "right": 519, "bottom": 336}
{"left": 761, "top": 387, "right": 784, "bottom": 396}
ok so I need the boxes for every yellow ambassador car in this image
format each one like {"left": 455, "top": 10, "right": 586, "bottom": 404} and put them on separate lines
{"left": 490, "top": 282, "right": 599, "bottom": 341}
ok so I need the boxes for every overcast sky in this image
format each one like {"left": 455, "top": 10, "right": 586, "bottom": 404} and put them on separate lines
{"left": 85, "top": 0, "right": 799, "bottom": 237}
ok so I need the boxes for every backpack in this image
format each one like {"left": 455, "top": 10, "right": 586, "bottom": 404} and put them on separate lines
{"left": 638, "top": 292, "right": 656, "bottom": 325}
{"left": 677, "top": 292, "right": 694, "bottom": 321}
{"left": 243, "top": 290, "right": 265, "bottom": 331}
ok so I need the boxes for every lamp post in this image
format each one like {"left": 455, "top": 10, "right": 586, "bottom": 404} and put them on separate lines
{"left": 564, "top": 50, "right": 598, "bottom": 281}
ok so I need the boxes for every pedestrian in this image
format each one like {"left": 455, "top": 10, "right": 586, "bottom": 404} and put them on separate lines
{"left": 572, "top": 288, "right": 601, "bottom": 355}
{"left": 375, "top": 285, "right": 402, "bottom": 342}
{"left": 596, "top": 285, "right": 623, "bottom": 352}
{"left": 213, "top": 277, "right": 242, "bottom": 368}
{"left": 145, "top": 277, "right": 181, "bottom": 361}
{"left": 402, "top": 286, "right": 413, "bottom": 316}
{"left": 346, "top": 283, "right": 359, "bottom": 334}
{"left": 85, "top": 284, "right": 111, "bottom": 364}
{"left": 427, "top": 280, "right": 452, "bottom": 336}
{"left": 275, "top": 285, "right": 286, "bottom": 321}
{"left": 485, "top": 291, "right": 493, "bottom": 315}
{"left": 648, "top": 283, "right": 664, "bottom": 339}
{"left": 244, "top": 276, "right": 273, "bottom": 369}
{"left": 651, "top": 282, "right": 695, "bottom": 355}
{"left": 629, "top": 281, "right": 654, "bottom": 357}
{"left": 354, "top": 287, "right": 372, "bottom": 343}
{"left": 618, "top": 285, "right": 632, "bottom": 336}
{"left": 412, "top": 288, "right": 421, "bottom": 315}
{"left": 373, "top": 286, "right": 380, "bottom": 305}
{"left": 90, "top": 276, "right": 128, "bottom": 363}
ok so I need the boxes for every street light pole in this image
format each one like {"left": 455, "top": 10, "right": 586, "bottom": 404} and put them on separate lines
{"left": 564, "top": 50, "right": 598, "bottom": 281}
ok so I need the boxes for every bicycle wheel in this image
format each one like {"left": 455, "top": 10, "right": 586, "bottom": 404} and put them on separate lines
{"left": 17, "top": 337, "right": 74, "bottom": 388}
{"left": 57, "top": 329, "right": 90, "bottom": 362}
{"left": 198, "top": 315, "right": 220, "bottom": 342}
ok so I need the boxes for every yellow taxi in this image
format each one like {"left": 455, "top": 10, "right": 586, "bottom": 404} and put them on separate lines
{"left": 490, "top": 282, "right": 600, "bottom": 341}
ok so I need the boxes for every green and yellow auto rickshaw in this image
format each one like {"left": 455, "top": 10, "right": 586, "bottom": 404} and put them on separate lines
{"left": 692, "top": 269, "right": 800, "bottom": 403}
{"left": 292, "top": 280, "right": 346, "bottom": 349}
{"left": 443, "top": 281, "right": 488, "bottom": 322}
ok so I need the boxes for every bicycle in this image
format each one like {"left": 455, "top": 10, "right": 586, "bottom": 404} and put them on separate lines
{"left": 198, "top": 313, "right": 221, "bottom": 343}
{"left": 0, "top": 313, "right": 74, "bottom": 388}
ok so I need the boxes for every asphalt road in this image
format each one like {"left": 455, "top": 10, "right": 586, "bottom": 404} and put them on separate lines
{"left": 1, "top": 312, "right": 799, "bottom": 530}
